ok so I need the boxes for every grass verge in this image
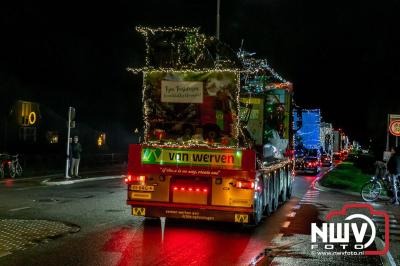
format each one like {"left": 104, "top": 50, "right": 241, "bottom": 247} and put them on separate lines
{"left": 320, "top": 161, "right": 371, "bottom": 193}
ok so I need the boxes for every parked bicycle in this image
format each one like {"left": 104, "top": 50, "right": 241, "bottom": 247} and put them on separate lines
{"left": 361, "top": 161, "right": 399, "bottom": 202}
{"left": 0, "top": 154, "right": 23, "bottom": 178}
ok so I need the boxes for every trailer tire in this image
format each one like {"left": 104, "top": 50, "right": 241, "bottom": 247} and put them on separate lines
{"left": 253, "top": 195, "right": 264, "bottom": 225}
{"left": 287, "top": 184, "right": 292, "bottom": 199}
{"left": 279, "top": 172, "right": 287, "bottom": 203}
{"left": 264, "top": 203, "right": 272, "bottom": 216}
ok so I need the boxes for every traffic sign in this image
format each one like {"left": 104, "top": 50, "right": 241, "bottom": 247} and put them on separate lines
{"left": 389, "top": 120, "right": 400, "bottom": 136}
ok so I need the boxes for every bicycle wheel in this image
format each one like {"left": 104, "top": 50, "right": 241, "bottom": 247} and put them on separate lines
{"left": 9, "top": 164, "right": 16, "bottom": 178}
{"left": 361, "top": 181, "right": 382, "bottom": 202}
{"left": 15, "top": 163, "right": 22, "bottom": 177}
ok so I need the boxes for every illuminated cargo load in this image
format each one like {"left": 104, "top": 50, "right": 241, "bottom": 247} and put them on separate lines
{"left": 125, "top": 27, "right": 294, "bottom": 225}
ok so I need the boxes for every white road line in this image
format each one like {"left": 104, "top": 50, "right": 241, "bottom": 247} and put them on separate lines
{"left": 374, "top": 217, "right": 397, "bottom": 221}
{"left": 373, "top": 219, "right": 397, "bottom": 224}
{"left": 274, "top": 233, "right": 284, "bottom": 242}
{"left": 302, "top": 198, "right": 317, "bottom": 201}
{"left": 299, "top": 201, "right": 316, "bottom": 204}
{"left": 8, "top": 207, "right": 31, "bottom": 212}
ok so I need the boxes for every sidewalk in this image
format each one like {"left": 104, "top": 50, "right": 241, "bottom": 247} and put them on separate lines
{"left": 42, "top": 174, "right": 124, "bottom": 186}
{"left": 0, "top": 166, "right": 126, "bottom": 185}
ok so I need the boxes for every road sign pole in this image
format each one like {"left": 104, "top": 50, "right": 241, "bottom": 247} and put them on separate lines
{"left": 65, "top": 107, "right": 72, "bottom": 178}
{"left": 386, "top": 114, "right": 390, "bottom": 151}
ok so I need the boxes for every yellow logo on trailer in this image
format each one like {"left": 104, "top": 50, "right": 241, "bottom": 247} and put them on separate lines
{"left": 132, "top": 208, "right": 146, "bottom": 216}
{"left": 234, "top": 214, "right": 249, "bottom": 223}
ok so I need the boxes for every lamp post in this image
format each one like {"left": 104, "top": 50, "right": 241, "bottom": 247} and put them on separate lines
{"left": 216, "top": 0, "right": 221, "bottom": 40}
{"left": 65, "top": 107, "right": 75, "bottom": 178}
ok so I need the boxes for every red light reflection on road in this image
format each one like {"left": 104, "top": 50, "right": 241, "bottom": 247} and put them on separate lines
{"left": 3, "top": 179, "right": 14, "bottom": 188}
{"left": 102, "top": 221, "right": 262, "bottom": 266}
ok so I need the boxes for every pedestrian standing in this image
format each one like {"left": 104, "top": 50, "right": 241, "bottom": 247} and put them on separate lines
{"left": 387, "top": 146, "right": 400, "bottom": 205}
{"left": 71, "top": 136, "right": 82, "bottom": 178}
{"left": 68, "top": 137, "right": 73, "bottom": 177}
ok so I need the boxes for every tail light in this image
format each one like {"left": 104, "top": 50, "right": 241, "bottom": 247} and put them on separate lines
{"left": 307, "top": 162, "right": 318, "bottom": 167}
{"left": 124, "top": 175, "right": 145, "bottom": 184}
{"left": 172, "top": 186, "right": 208, "bottom": 193}
{"left": 235, "top": 180, "right": 254, "bottom": 189}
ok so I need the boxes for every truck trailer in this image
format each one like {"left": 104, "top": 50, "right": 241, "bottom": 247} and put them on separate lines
{"left": 125, "top": 27, "right": 294, "bottom": 225}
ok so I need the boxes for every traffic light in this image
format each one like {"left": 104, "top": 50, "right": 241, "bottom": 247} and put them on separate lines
{"left": 69, "top": 107, "right": 76, "bottom": 121}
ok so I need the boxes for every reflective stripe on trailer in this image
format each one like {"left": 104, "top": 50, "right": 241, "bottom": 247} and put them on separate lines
{"left": 130, "top": 204, "right": 253, "bottom": 223}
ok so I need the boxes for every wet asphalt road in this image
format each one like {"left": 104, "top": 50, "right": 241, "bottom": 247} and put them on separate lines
{"left": 0, "top": 168, "right": 388, "bottom": 266}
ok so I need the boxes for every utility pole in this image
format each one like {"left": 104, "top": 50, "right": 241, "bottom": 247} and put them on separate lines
{"left": 65, "top": 107, "right": 75, "bottom": 178}
{"left": 216, "top": 0, "right": 221, "bottom": 40}
{"left": 386, "top": 114, "right": 390, "bottom": 151}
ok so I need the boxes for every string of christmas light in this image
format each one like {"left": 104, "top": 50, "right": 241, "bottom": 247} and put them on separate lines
{"left": 241, "top": 58, "right": 288, "bottom": 83}
{"left": 259, "top": 159, "right": 292, "bottom": 172}
{"left": 136, "top": 26, "right": 209, "bottom": 68}
{"left": 136, "top": 26, "right": 199, "bottom": 34}
{"left": 127, "top": 67, "right": 242, "bottom": 74}
{"left": 130, "top": 26, "right": 294, "bottom": 153}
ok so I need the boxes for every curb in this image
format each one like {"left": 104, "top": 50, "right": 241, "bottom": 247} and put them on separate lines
{"left": 315, "top": 174, "right": 390, "bottom": 200}
{"left": 0, "top": 170, "right": 125, "bottom": 184}
{"left": 375, "top": 236, "right": 397, "bottom": 266}
{"left": 314, "top": 180, "right": 361, "bottom": 197}
{"left": 41, "top": 175, "right": 124, "bottom": 186}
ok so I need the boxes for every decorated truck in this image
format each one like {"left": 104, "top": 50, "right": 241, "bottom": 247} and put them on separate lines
{"left": 125, "top": 27, "right": 294, "bottom": 225}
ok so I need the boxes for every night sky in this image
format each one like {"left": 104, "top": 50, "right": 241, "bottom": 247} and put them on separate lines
{"left": 1, "top": 0, "right": 400, "bottom": 151}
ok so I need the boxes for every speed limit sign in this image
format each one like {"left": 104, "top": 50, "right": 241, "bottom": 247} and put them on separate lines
{"left": 389, "top": 120, "right": 400, "bottom": 136}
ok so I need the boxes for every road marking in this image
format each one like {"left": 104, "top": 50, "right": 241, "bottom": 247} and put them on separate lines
{"left": 282, "top": 221, "right": 291, "bottom": 228}
{"left": 95, "top": 221, "right": 114, "bottom": 227}
{"left": 374, "top": 219, "right": 397, "bottom": 224}
{"left": 374, "top": 216, "right": 397, "bottom": 221}
{"left": 274, "top": 233, "right": 284, "bottom": 242}
{"left": 292, "top": 204, "right": 301, "bottom": 210}
{"left": 387, "top": 229, "right": 400, "bottom": 235}
{"left": 287, "top": 211, "right": 296, "bottom": 218}
{"left": 299, "top": 201, "right": 316, "bottom": 204}
{"left": 8, "top": 207, "right": 31, "bottom": 212}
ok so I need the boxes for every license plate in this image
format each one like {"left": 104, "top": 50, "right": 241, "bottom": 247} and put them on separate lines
{"left": 131, "top": 185, "right": 154, "bottom": 191}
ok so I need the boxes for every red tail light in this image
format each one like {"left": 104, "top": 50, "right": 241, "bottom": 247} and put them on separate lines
{"left": 124, "top": 175, "right": 145, "bottom": 184}
{"left": 235, "top": 180, "right": 254, "bottom": 189}
{"left": 172, "top": 186, "right": 208, "bottom": 193}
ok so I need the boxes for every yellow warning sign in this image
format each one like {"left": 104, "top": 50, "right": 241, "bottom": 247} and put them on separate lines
{"left": 234, "top": 214, "right": 249, "bottom": 223}
{"left": 132, "top": 207, "right": 146, "bottom": 216}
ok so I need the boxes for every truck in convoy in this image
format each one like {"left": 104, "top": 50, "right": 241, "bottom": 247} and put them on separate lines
{"left": 125, "top": 27, "right": 294, "bottom": 225}
{"left": 320, "top": 122, "right": 333, "bottom": 166}
{"left": 293, "top": 109, "right": 322, "bottom": 174}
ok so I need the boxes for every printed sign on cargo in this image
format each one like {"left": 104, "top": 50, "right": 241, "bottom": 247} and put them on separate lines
{"left": 161, "top": 80, "right": 203, "bottom": 103}
{"left": 141, "top": 147, "right": 242, "bottom": 168}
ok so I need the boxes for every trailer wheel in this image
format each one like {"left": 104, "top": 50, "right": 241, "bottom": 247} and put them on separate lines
{"left": 287, "top": 184, "right": 293, "bottom": 199}
{"left": 279, "top": 171, "right": 287, "bottom": 203}
{"left": 253, "top": 195, "right": 264, "bottom": 225}
{"left": 264, "top": 203, "right": 272, "bottom": 216}
{"left": 280, "top": 186, "right": 287, "bottom": 203}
